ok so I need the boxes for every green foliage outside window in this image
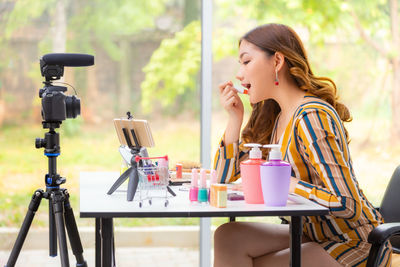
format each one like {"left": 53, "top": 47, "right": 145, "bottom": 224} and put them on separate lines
{"left": 141, "top": 21, "right": 201, "bottom": 114}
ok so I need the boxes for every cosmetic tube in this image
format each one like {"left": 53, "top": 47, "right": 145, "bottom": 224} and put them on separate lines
{"left": 235, "top": 86, "right": 248, "bottom": 94}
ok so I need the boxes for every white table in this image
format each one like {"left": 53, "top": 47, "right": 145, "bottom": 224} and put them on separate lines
{"left": 79, "top": 172, "right": 329, "bottom": 267}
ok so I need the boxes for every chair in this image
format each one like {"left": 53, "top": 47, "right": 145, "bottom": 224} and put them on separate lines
{"left": 367, "top": 165, "right": 400, "bottom": 266}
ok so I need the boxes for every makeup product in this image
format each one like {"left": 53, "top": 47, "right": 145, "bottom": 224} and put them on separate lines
{"left": 209, "top": 169, "right": 217, "bottom": 201}
{"left": 260, "top": 144, "right": 291, "bottom": 206}
{"left": 232, "top": 81, "right": 249, "bottom": 94}
{"left": 240, "top": 143, "right": 266, "bottom": 204}
{"left": 210, "top": 169, "right": 218, "bottom": 184}
{"left": 234, "top": 86, "right": 248, "bottom": 94}
{"left": 176, "top": 163, "right": 183, "bottom": 179}
{"left": 227, "top": 192, "right": 245, "bottom": 201}
{"left": 198, "top": 169, "right": 208, "bottom": 203}
{"left": 210, "top": 184, "right": 227, "bottom": 208}
{"left": 189, "top": 168, "right": 199, "bottom": 202}
{"left": 158, "top": 158, "right": 169, "bottom": 181}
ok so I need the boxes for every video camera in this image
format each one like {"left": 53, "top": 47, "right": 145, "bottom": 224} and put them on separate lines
{"left": 39, "top": 53, "right": 94, "bottom": 124}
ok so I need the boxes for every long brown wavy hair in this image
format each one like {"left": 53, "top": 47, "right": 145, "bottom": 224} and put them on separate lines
{"left": 240, "top": 23, "right": 352, "bottom": 154}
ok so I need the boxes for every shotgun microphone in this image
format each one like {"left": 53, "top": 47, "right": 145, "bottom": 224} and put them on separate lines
{"left": 40, "top": 53, "right": 94, "bottom": 80}
{"left": 41, "top": 53, "right": 94, "bottom": 67}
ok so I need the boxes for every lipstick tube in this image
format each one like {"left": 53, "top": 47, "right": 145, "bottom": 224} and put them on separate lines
{"left": 235, "top": 86, "right": 248, "bottom": 94}
{"left": 232, "top": 81, "right": 249, "bottom": 94}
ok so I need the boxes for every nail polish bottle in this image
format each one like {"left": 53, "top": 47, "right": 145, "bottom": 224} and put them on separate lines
{"left": 189, "top": 168, "right": 199, "bottom": 202}
{"left": 198, "top": 169, "right": 208, "bottom": 203}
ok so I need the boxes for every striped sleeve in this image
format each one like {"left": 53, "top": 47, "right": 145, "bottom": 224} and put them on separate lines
{"left": 294, "top": 109, "right": 362, "bottom": 221}
{"left": 212, "top": 135, "right": 248, "bottom": 183}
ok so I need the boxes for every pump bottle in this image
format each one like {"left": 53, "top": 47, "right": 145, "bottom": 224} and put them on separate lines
{"left": 240, "top": 143, "right": 266, "bottom": 204}
{"left": 260, "top": 144, "right": 291, "bottom": 206}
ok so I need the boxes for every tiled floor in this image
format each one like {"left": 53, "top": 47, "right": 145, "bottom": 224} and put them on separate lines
{"left": 0, "top": 247, "right": 199, "bottom": 267}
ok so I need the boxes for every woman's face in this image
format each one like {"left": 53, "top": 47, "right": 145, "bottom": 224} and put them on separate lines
{"left": 236, "top": 39, "right": 275, "bottom": 104}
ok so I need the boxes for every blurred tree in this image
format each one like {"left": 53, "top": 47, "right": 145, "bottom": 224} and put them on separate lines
{"left": 52, "top": 0, "right": 66, "bottom": 53}
{"left": 183, "top": 0, "right": 200, "bottom": 26}
{"left": 0, "top": 79, "right": 4, "bottom": 126}
{"left": 141, "top": 21, "right": 201, "bottom": 114}
{"left": 68, "top": 0, "right": 169, "bottom": 116}
{"left": 1, "top": 0, "right": 168, "bottom": 121}
{"left": 141, "top": 0, "right": 200, "bottom": 115}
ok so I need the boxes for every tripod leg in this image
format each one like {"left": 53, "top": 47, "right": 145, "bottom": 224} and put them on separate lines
{"left": 50, "top": 191, "right": 70, "bottom": 267}
{"left": 63, "top": 189, "right": 87, "bottom": 267}
{"left": 6, "top": 190, "right": 43, "bottom": 267}
{"left": 127, "top": 169, "right": 139, "bottom": 201}
{"left": 49, "top": 201, "right": 57, "bottom": 257}
{"left": 107, "top": 167, "right": 132, "bottom": 195}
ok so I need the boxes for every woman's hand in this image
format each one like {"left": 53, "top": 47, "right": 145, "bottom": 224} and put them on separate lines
{"left": 231, "top": 183, "right": 243, "bottom": 191}
{"left": 289, "top": 177, "right": 300, "bottom": 194}
{"left": 219, "top": 81, "right": 244, "bottom": 145}
{"left": 219, "top": 81, "right": 244, "bottom": 121}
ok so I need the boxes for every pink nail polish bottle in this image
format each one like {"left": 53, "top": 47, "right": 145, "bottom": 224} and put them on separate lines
{"left": 189, "top": 169, "right": 199, "bottom": 202}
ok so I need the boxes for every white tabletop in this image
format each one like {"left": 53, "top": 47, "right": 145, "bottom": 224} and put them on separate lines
{"left": 79, "top": 172, "right": 329, "bottom": 218}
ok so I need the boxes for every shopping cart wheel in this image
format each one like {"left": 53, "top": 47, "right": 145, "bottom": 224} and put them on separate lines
{"left": 139, "top": 201, "right": 142, "bottom": 208}
{"left": 165, "top": 200, "right": 169, "bottom": 207}
{"left": 149, "top": 199, "right": 152, "bottom": 205}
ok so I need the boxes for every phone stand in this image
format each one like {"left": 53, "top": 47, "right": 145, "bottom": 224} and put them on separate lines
{"left": 107, "top": 113, "right": 146, "bottom": 201}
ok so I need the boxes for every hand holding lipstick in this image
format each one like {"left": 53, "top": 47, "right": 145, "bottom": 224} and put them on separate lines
{"left": 218, "top": 80, "right": 245, "bottom": 119}
{"left": 219, "top": 80, "right": 245, "bottom": 145}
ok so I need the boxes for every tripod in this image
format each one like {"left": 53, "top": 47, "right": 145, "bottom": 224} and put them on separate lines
{"left": 107, "top": 127, "right": 142, "bottom": 201}
{"left": 6, "top": 122, "right": 87, "bottom": 267}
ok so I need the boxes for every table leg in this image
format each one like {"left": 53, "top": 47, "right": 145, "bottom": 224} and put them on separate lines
{"left": 290, "top": 216, "right": 303, "bottom": 267}
{"left": 200, "top": 217, "right": 211, "bottom": 267}
{"left": 95, "top": 218, "right": 101, "bottom": 267}
{"left": 100, "top": 218, "right": 114, "bottom": 267}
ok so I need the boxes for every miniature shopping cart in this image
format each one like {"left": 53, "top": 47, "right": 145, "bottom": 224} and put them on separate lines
{"left": 135, "top": 155, "right": 170, "bottom": 207}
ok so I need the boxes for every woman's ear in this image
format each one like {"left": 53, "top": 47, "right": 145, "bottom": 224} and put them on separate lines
{"left": 274, "top": 52, "right": 285, "bottom": 72}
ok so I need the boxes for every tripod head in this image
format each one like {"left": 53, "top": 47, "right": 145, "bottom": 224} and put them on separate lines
{"left": 35, "top": 126, "right": 66, "bottom": 188}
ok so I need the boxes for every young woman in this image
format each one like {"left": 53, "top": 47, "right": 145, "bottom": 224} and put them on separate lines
{"left": 213, "top": 23, "right": 392, "bottom": 267}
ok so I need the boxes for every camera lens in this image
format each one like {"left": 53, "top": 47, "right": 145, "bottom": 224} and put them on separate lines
{"left": 65, "top": 95, "right": 81, "bottom": 119}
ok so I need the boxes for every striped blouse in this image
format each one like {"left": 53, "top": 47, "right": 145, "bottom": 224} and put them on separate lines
{"left": 213, "top": 94, "right": 391, "bottom": 266}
